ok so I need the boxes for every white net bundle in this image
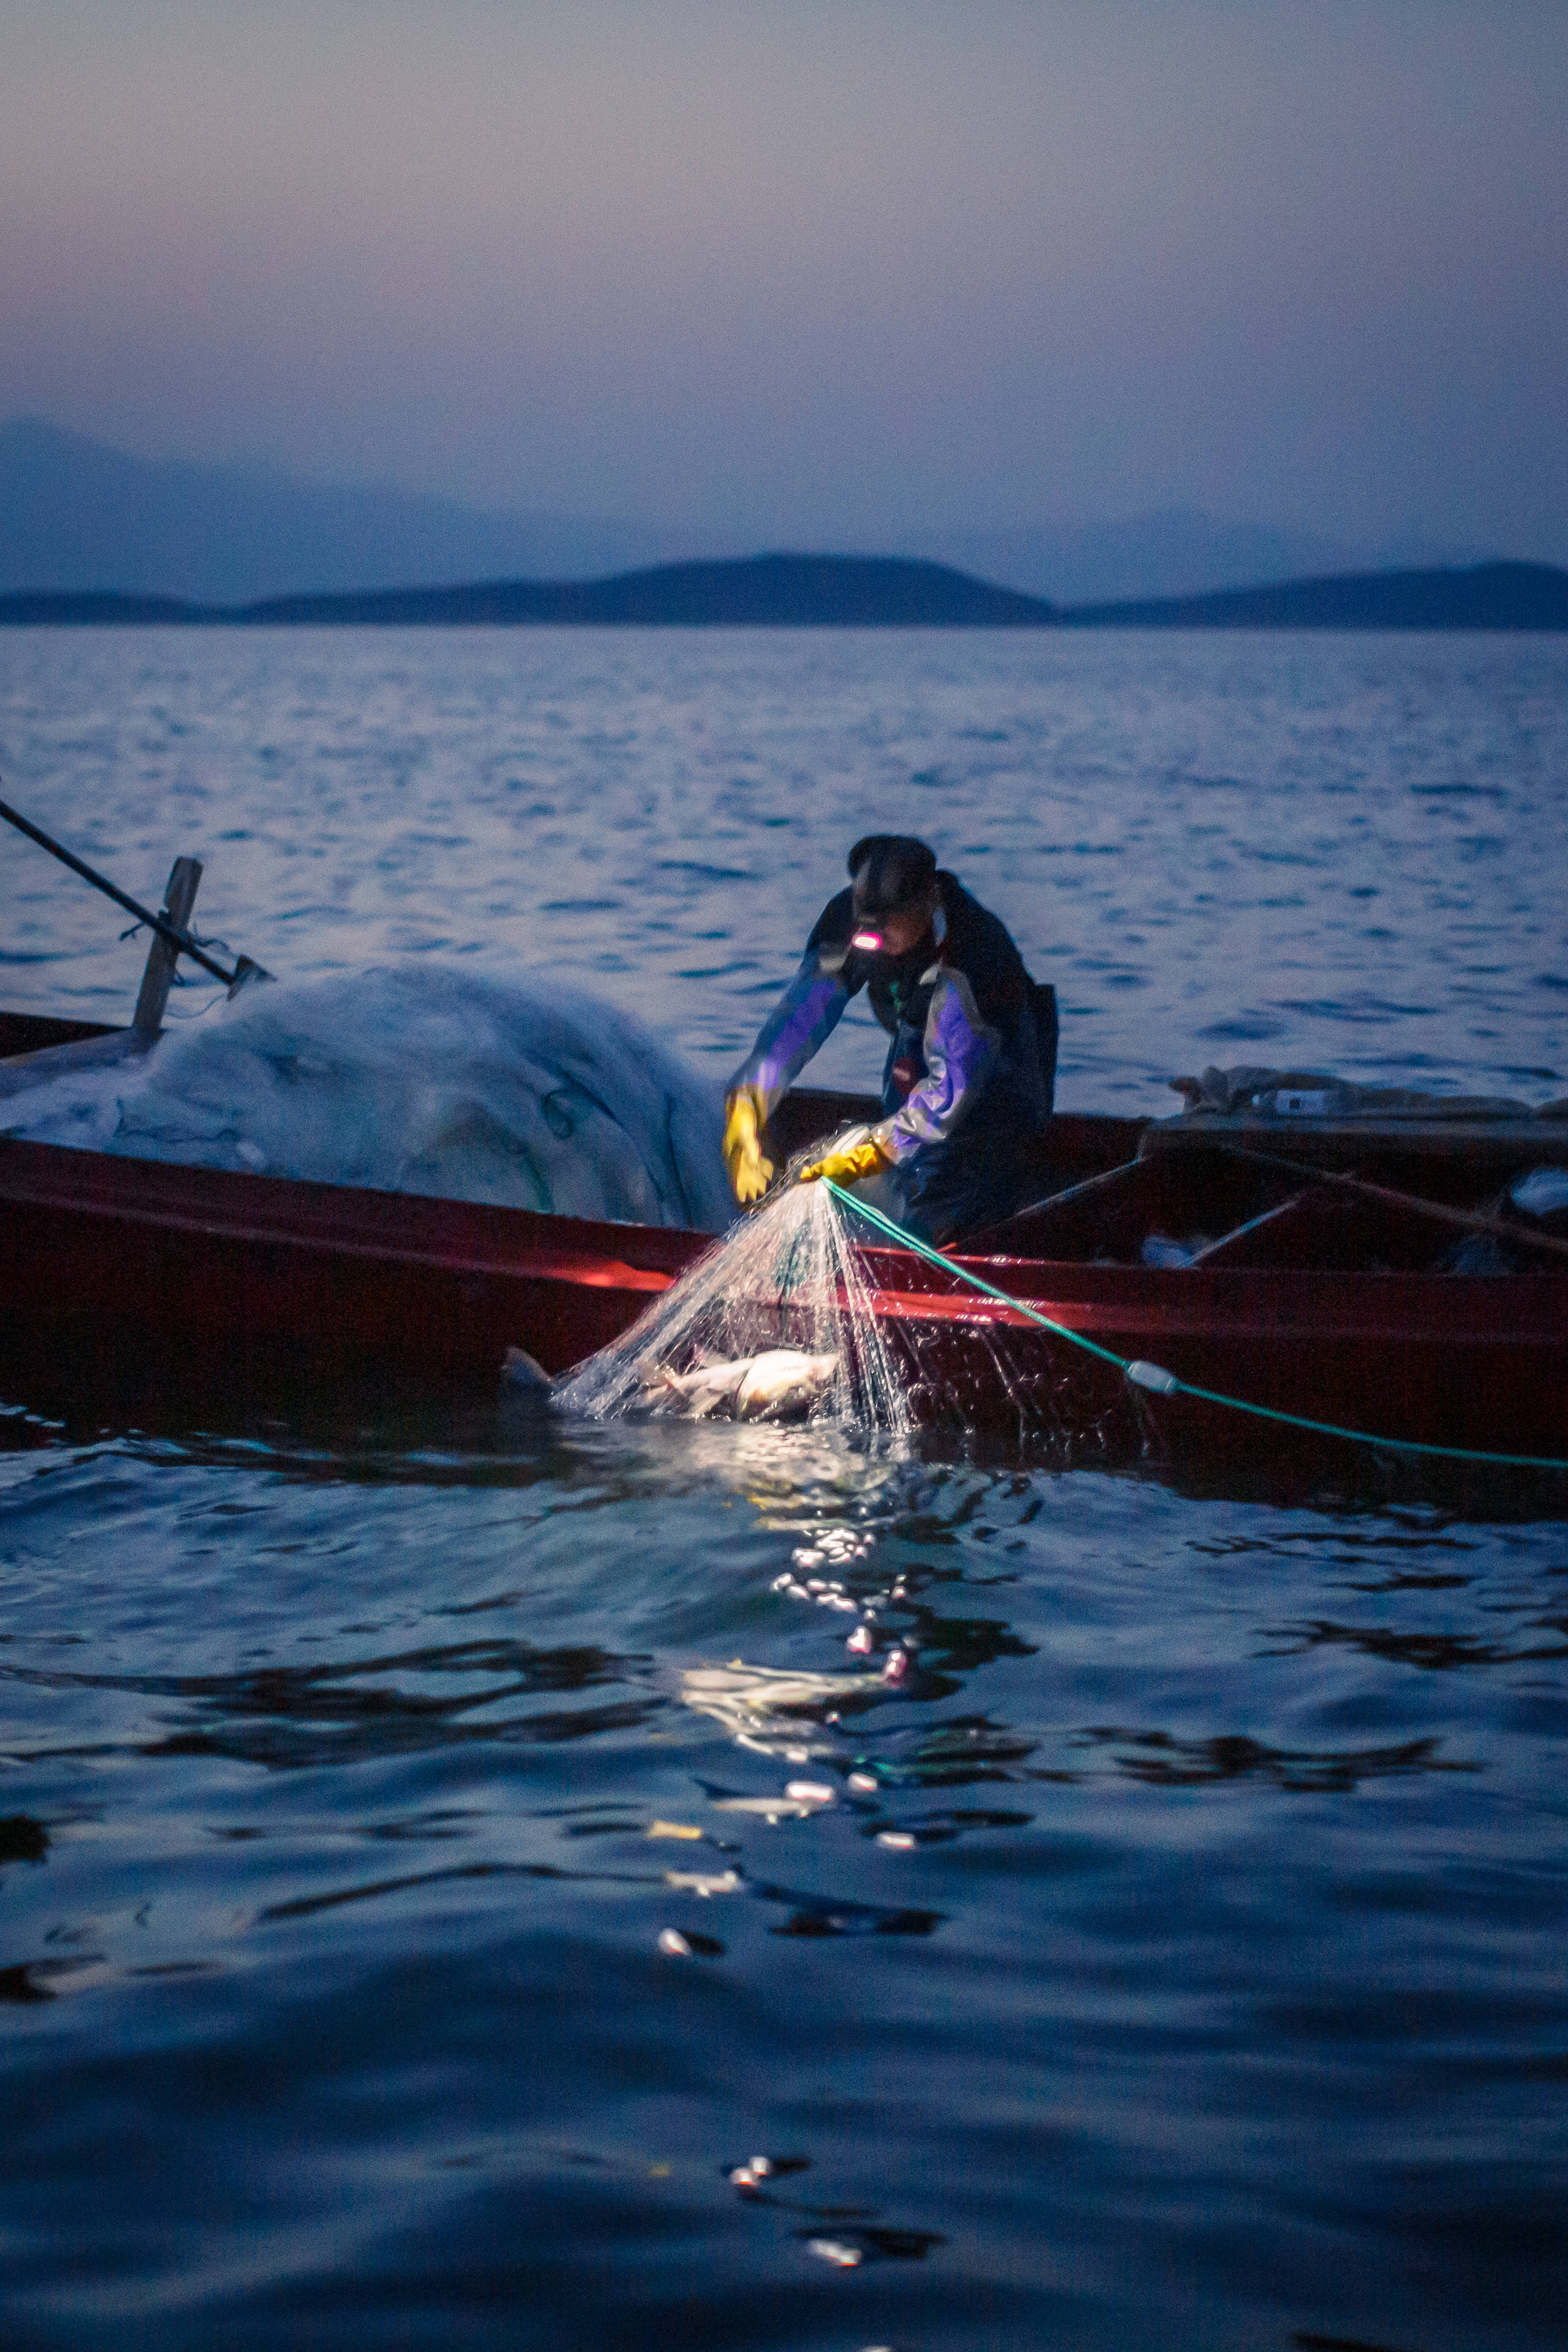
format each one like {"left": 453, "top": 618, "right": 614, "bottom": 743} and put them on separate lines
{"left": 557, "top": 1178, "right": 910, "bottom": 1438}
{"left": 1, "top": 966, "right": 732, "bottom": 1231}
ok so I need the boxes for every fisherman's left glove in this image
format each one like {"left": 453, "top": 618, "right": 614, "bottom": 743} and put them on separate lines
{"left": 797, "top": 1134, "right": 892, "bottom": 1187}
{"left": 723, "top": 1087, "right": 775, "bottom": 1205}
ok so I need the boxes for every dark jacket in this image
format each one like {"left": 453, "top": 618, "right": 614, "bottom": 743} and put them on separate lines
{"left": 731, "top": 872, "right": 1056, "bottom": 1163}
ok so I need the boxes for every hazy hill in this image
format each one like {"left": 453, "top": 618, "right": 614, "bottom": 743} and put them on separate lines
{"left": 908, "top": 511, "right": 1367, "bottom": 606}
{"left": 1, "top": 415, "right": 1505, "bottom": 609}
{"left": 254, "top": 556, "right": 1058, "bottom": 626}
{"left": 0, "top": 416, "right": 674, "bottom": 603}
{"left": 3, "top": 556, "right": 1564, "bottom": 630}
{"left": 0, "top": 556, "right": 1058, "bottom": 628}
{"left": 1061, "top": 563, "right": 1568, "bottom": 631}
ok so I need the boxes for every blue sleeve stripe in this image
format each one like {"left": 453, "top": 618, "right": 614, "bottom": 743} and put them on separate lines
{"left": 884, "top": 972, "right": 998, "bottom": 1160}
{"left": 731, "top": 967, "right": 848, "bottom": 1113}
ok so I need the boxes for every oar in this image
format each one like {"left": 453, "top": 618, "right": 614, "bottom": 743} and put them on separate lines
{"left": 0, "top": 794, "right": 269, "bottom": 993}
{"left": 1202, "top": 1138, "right": 1568, "bottom": 1266}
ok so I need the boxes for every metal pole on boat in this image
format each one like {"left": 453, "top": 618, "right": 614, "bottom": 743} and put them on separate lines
{"left": 0, "top": 794, "right": 269, "bottom": 994}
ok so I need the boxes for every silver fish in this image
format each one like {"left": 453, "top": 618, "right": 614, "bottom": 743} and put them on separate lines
{"left": 653, "top": 1348, "right": 840, "bottom": 1421}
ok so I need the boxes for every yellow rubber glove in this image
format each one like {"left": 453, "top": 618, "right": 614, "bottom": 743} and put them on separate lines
{"left": 722, "top": 1088, "right": 775, "bottom": 1205}
{"left": 797, "top": 1134, "right": 892, "bottom": 1187}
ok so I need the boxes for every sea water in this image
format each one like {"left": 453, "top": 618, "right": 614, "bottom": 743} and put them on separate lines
{"left": 1, "top": 628, "right": 1567, "bottom": 2350}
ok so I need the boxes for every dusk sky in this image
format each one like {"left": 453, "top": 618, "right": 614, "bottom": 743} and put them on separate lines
{"left": 4, "top": 1, "right": 1565, "bottom": 554}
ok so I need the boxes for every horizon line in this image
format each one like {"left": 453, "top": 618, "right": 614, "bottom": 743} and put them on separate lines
{"left": 0, "top": 551, "right": 1564, "bottom": 632}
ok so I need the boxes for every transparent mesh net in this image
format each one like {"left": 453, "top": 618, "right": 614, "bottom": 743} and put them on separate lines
{"left": 558, "top": 1179, "right": 911, "bottom": 1439}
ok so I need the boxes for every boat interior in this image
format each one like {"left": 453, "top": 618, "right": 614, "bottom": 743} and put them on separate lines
{"left": 767, "top": 1078, "right": 1568, "bottom": 1279}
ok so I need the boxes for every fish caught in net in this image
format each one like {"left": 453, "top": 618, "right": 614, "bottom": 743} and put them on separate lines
{"left": 557, "top": 1178, "right": 911, "bottom": 1438}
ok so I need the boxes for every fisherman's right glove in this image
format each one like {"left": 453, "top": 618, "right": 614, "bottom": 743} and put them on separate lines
{"left": 796, "top": 1134, "right": 892, "bottom": 1188}
{"left": 722, "top": 1088, "right": 775, "bottom": 1205}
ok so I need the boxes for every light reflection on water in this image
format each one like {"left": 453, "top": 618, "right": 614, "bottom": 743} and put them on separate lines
{"left": 2, "top": 1398, "right": 1566, "bottom": 2348}
{"left": 1, "top": 630, "right": 1567, "bottom": 2347}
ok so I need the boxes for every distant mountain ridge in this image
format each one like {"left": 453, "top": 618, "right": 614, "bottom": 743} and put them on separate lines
{"left": 0, "top": 556, "right": 1058, "bottom": 628}
{"left": 1060, "top": 564, "right": 1568, "bottom": 631}
{"left": 2, "top": 555, "right": 1564, "bottom": 630}
{"left": 907, "top": 511, "right": 1373, "bottom": 607}
{"left": 0, "top": 414, "right": 1518, "bottom": 608}
{"left": 0, "top": 415, "right": 676, "bottom": 604}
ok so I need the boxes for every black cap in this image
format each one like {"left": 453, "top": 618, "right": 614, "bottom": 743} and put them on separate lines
{"left": 848, "top": 835, "right": 938, "bottom": 916}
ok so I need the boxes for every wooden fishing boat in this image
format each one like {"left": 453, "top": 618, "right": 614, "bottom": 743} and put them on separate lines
{"left": 3, "top": 1006, "right": 1567, "bottom": 1475}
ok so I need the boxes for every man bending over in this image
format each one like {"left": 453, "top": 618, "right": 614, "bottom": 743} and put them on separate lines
{"left": 723, "top": 834, "right": 1057, "bottom": 1245}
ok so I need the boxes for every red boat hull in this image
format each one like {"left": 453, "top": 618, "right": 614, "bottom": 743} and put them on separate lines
{"left": 2, "top": 1014, "right": 1564, "bottom": 1470}
{"left": 0, "top": 1128, "right": 1563, "bottom": 1468}
{"left": 859, "top": 1245, "right": 1568, "bottom": 1465}
{"left": 0, "top": 1133, "right": 700, "bottom": 1391}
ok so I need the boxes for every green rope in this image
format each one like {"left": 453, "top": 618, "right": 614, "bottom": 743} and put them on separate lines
{"left": 821, "top": 1177, "right": 1568, "bottom": 1474}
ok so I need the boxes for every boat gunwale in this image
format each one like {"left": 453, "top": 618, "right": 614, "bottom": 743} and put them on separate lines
{"left": 3, "top": 1008, "right": 1566, "bottom": 1368}
{"left": 2, "top": 1130, "right": 1564, "bottom": 1348}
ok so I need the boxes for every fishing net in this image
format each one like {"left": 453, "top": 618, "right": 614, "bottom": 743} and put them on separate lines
{"left": 557, "top": 1177, "right": 911, "bottom": 1439}
{"left": 0, "top": 966, "right": 732, "bottom": 1231}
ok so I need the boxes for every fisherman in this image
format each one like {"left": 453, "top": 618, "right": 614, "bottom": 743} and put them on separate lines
{"left": 722, "top": 834, "right": 1057, "bottom": 1244}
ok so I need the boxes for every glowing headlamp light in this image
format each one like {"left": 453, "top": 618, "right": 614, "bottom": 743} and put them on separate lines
{"left": 851, "top": 928, "right": 884, "bottom": 953}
